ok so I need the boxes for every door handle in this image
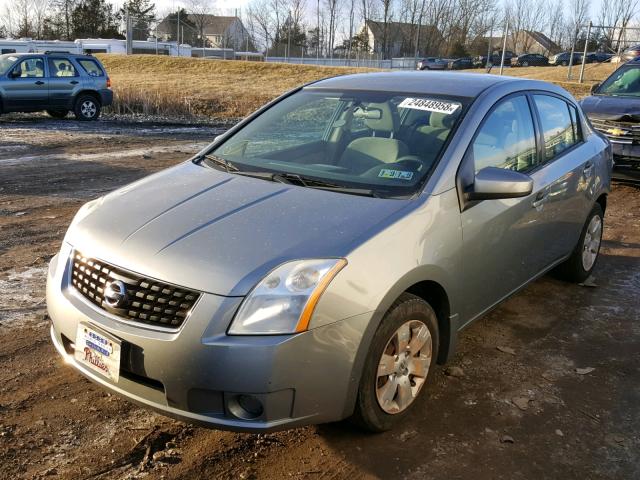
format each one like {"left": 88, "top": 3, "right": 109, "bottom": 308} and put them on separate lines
{"left": 532, "top": 190, "right": 548, "bottom": 209}
{"left": 35, "top": 80, "right": 45, "bottom": 85}
{"left": 583, "top": 161, "right": 594, "bottom": 176}
{"left": 70, "top": 80, "right": 79, "bottom": 85}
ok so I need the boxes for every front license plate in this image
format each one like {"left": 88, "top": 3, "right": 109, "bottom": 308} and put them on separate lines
{"left": 74, "top": 323, "right": 121, "bottom": 382}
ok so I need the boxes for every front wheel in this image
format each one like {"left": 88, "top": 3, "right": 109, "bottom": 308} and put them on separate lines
{"left": 554, "top": 203, "right": 604, "bottom": 283}
{"left": 74, "top": 95, "right": 101, "bottom": 121}
{"left": 351, "top": 293, "right": 439, "bottom": 432}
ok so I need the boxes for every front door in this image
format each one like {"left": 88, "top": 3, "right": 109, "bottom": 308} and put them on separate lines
{"left": 3, "top": 57, "right": 48, "bottom": 110}
{"left": 47, "top": 57, "right": 80, "bottom": 109}
{"left": 457, "top": 94, "right": 554, "bottom": 323}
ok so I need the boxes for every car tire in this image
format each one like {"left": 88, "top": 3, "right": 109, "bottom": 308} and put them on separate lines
{"left": 554, "top": 203, "right": 604, "bottom": 283}
{"left": 351, "top": 293, "right": 439, "bottom": 432}
{"left": 46, "top": 109, "right": 68, "bottom": 119}
{"left": 74, "top": 95, "right": 101, "bottom": 121}
{"left": 562, "top": 61, "right": 568, "bottom": 66}
{"left": 523, "top": 61, "right": 529, "bottom": 67}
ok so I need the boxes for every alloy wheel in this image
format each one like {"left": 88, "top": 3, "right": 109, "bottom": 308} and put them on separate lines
{"left": 81, "top": 100, "right": 97, "bottom": 119}
{"left": 375, "top": 320, "right": 432, "bottom": 414}
{"left": 582, "top": 215, "right": 602, "bottom": 271}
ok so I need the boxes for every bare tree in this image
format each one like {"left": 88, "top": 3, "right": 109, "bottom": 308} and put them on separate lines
{"left": 325, "top": 0, "right": 339, "bottom": 56}
{"left": 598, "top": 0, "right": 638, "bottom": 51}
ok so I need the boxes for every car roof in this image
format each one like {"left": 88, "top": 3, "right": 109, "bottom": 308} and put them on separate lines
{"left": 305, "top": 71, "right": 519, "bottom": 98}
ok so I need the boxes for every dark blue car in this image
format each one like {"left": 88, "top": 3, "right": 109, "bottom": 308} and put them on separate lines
{"left": 580, "top": 61, "right": 640, "bottom": 181}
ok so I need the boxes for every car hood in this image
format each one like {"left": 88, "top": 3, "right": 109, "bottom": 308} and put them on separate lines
{"left": 66, "top": 161, "right": 415, "bottom": 296}
{"left": 580, "top": 95, "right": 640, "bottom": 120}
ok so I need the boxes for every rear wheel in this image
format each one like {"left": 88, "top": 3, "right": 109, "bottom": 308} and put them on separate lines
{"left": 523, "top": 61, "right": 529, "bottom": 67}
{"left": 46, "top": 109, "right": 68, "bottom": 119}
{"left": 74, "top": 95, "right": 101, "bottom": 121}
{"left": 554, "top": 203, "right": 604, "bottom": 283}
{"left": 352, "top": 293, "right": 439, "bottom": 432}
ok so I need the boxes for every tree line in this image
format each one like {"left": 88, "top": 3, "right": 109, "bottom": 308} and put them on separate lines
{"left": 2, "top": 0, "right": 639, "bottom": 59}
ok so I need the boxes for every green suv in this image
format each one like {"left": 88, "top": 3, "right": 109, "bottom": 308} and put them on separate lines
{"left": 0, "top": 51, "right": 112, "bottom": 120}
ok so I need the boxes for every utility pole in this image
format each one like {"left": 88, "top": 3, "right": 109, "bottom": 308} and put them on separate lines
{"left": 579, "top": 21, "right": 592, "bottom": 84}
{"left": 316, "top": 0, "right": 320, "bottom": 60}
{"left": 177, "top": 9, "right": 180, "bottom": 56}
{"left": 413, "top": 0, "right": 427, "bottom": 65}
{"left": 126, "top": 9, "right": 133, "bottom": 55}
{"left": 499, "top": 20, "right": 509, "bottom": 75}
{"left": 287, "top": 10, "right": 292, "bottom": 61}
{"left": 486, "top": 21, "right": 493, "bottom": 70}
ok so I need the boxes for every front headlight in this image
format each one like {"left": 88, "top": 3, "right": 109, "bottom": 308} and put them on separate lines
{"left": 228, "top": 258, "right": 347, "bottom": 335}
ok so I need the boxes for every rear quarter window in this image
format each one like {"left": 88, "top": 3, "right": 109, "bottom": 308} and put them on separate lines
{"left": 77, "top": 59, "right": 104, "bottom": 77}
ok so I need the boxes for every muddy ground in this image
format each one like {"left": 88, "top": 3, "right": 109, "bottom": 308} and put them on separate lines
{"left": 0, "top": 114, "right": 638, "bottom": 480}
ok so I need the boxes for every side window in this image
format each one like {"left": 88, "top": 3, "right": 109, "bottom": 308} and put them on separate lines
{"left": 77, "top": 59, "right": 104, "bottom": 77}
{"left": 533, "top": 95, "right": 578, "bottom": 161}
{"left": 13, "top": 58, "right": 45, "bottom": 78}
{"left": 472, "top": 95, "right": 537, "bottom": 173}
{"left": 48, "top": 58, "right": 78, "bottom": 78}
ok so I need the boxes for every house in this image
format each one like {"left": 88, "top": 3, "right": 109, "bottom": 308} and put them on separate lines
{"left": 359, "top": 20, "right": 443, "bottom": 57}
{"left": 157, "top": 15, "right": 254, "bottom": 52}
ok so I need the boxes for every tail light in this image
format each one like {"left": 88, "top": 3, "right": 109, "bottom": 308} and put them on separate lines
{"left": 106, "top": 77, "right": 111, "bottom": 88}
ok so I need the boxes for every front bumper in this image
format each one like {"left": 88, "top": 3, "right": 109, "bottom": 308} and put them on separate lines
{"left": 611, "top": 143, "right": 640, "bottom": 181}
{"left": 47, "top": 249, "right": 373, "bottom": 432}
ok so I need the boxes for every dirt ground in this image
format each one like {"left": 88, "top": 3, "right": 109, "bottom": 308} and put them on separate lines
{"left": 0, "top": 114, "right": 638, "bottom": 480}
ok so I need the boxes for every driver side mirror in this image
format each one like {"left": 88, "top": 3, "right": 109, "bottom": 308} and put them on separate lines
{"left": 590, "top": 82, "right": 600, "bottom": 95}
{"left": 465, "top": 167, "right": 533, "bottom": 201}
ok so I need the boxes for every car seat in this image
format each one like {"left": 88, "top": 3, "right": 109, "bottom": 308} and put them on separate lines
{"left": 339, "top": 102, "right": 409, "bottom": 173}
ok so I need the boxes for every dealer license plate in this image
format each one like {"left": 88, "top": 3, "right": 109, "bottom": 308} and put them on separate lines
{"left": 74, "top": 323, "right": 121, "bottom": 382}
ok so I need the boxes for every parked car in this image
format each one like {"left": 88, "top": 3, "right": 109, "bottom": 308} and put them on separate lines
{"left": 549, "top": 52, "right": 582, "bottom": 66}
{"left": 0, "top": 51, "right": 111, "bottom": 120}
{"left": 584, "top": 52, "right": 613, "bottom": 63}
{"left": 416, "top": 57, "right": 448, "bottom": 70}
{"left": 511, "top": 53, "right": 549, "bottom": 67}
{"left": 447, "top": 57, "right": 474, "bottom": 70}
{"left": 580, "top": 61, "right": 640, "bottom": 181}
{"left": 473, "top": 51, "right": 516, "bottom": 67}
{"left": 48, "top": 71, "right": 611, "bottom": 433}
{"left": 621, "top": 45, "right": 640, "bottom": 62}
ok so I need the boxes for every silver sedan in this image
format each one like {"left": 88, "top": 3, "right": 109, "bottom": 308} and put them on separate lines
{"left": 47, "top": 71, "right": 612, "bottom": 432}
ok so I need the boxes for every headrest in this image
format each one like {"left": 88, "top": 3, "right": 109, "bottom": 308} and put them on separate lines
{"left": 429, "top": 112, "right": 455, "bottom": 129}
{"left": 361, "top": 102, "right": 398, "bottom": 133}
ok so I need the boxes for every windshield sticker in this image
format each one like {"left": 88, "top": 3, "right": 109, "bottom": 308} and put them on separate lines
{"left": 378, "top": 169, "right": 414, "bottom": 180}
{"left": 398, "top": 97, "right": 460, "bottom": 114}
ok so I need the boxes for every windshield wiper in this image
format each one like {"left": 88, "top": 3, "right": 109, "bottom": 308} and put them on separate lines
{"left": 200, "top": 157, "right": 379, "bottom": 197}
{"left": 202, "top": 154, "right": 240, "bottom": 172}
{"left": 273, "top": 173, "right": 379, "bottom": 197}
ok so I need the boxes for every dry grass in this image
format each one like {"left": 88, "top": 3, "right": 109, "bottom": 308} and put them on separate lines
{"left": 97, "top": 54, "right": 621, "bottom": 119}
{"left": 97, "top": 54, "right": 374, "bottom": 118}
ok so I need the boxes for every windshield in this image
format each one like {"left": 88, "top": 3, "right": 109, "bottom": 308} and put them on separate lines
{"left": 208, "top": 89, "right": 466, "bottom": 198}
{"left": 0, "top": 54, "right": 19, "bottom": 75}
{"left": 598, "top": 66, "right": 640, "bottom": 96}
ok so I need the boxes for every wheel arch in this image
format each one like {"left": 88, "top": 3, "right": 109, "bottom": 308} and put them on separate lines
{"left": 596, "top": 192, "right": 607, "bottom": 214}
{"left": 73, "top": 90, "right": 102, "bottom": 107}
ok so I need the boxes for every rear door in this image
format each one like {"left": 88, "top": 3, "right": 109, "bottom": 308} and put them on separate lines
{"left": 528, "top": 93, "right": 595, "bottom": 261}
{"left": 3, "top": 57, "right": 48, "bottom": 110}
{"left": 47, "top": 57, "right": 81, "bottom": 109}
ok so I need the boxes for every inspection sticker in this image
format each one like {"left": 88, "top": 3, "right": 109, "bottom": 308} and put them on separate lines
{"left": 399, "top": 97, "right": 460, "bottom": 114}
{"left": 378, "top": 169, "right": 414, "bottom": 180}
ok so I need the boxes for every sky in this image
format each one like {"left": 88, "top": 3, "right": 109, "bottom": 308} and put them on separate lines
{"left": 0, "top": 0, "right": 603, "bottom": 29}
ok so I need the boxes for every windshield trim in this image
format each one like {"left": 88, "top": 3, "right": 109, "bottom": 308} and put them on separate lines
{"left": 198, "top": 88, "right": 471, "bottom": 200}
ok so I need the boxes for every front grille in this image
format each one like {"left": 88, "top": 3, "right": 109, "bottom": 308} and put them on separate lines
{"left": 590, "top": 118, "right": 640, "bottom": 145}
{"left": 70, "top": 252, "right": 200, "bottom": 329}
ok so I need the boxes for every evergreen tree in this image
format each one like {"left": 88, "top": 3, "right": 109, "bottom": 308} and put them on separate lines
{"left": 71, "top": 0, "right": 122, "bottom": 39}
{"left": 119, "top": 0, "right": 156, "bottom": 41}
